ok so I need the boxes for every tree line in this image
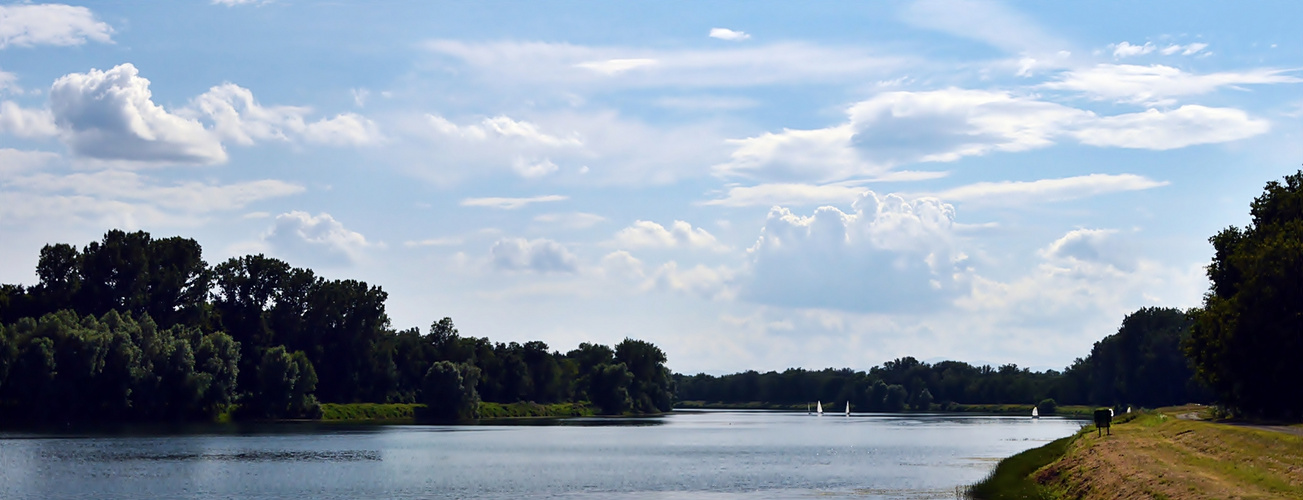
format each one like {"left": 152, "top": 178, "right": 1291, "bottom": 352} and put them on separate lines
{"left": 677, "top": 305, "right": 1206, "bottom": 412}
{"left": 0, "top": 230, "right": 673, "bottom": 422}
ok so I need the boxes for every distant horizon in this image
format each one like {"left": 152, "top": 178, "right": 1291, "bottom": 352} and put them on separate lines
{"left": 1, "top": 1, "right": 1300, "bottom": 374}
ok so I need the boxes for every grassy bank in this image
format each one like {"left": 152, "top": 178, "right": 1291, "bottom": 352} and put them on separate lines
{"left": 971, "top": 406, "right": 1303, "bottom": 499}
{"left": 477, "top": 402, "right": 595, "bottom": 419}
{"left": 320, "top": 403, "right": 420, "bottom": 422}
{"left": 319, "top": 402, "right": 596, "bottom": 422}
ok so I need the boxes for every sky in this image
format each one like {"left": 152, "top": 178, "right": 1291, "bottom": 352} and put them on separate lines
{"left": 0, "top": 1, "right": 1300, "bottom": 375}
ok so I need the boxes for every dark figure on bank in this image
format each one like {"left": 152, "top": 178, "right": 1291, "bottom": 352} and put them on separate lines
{"left": 1093, "top": 409, "right": 1112, "bottom": 437}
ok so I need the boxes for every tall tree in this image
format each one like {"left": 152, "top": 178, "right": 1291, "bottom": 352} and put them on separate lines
{"left": 1187, "top": 170, "right": 1303, "bottom": 418}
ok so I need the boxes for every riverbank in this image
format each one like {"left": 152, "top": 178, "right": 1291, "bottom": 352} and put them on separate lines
{"left": 318, "top": 402, "right": 596, "bottom": 423}
{"left": 970, "top": 405, "right": 1303, "bottom": 499}
{"left": 673, "top": 400, "right": 1093, "bottom": 416}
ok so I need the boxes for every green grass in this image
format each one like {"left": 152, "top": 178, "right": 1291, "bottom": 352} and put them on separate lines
{"left": 967, "top": 431, "right": 1083, "bottom": 499}
{"left": 320, "top": 403, "right": 421, "bottom": 422}
{"left": 476, "top": 401, "right": 595, "bottom": 419}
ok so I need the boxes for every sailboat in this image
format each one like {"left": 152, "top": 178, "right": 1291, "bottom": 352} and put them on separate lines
{"left": 1032, "top": 407, "right": 1040, "bottom": 419}
{"left": 845, "top": 402, "right": 851, "bottom": 417}
{"left": 817, "top": 401, "right": 823, "bottom": 416}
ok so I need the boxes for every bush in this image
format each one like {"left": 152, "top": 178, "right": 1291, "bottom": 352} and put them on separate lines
{"left": 1037, "top": 398, "right": 1057, "bottom": 415}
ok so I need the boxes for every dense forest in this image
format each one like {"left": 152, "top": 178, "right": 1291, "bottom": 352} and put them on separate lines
{"left": 0, "top": 231, "right": 673, "bottom": 422}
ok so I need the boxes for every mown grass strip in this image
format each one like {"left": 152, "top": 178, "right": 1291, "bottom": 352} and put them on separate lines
{"left": 477, "top": 401, "right": 594, "bottom": 419}
{"left": 320, "top": 403, "right": 420, "bottom": 422}
{"left": 967, "top": 432, "right": 1081, "bottom": 499}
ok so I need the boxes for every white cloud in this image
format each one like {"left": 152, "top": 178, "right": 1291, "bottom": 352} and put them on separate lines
{"left": 743, "top": 191, "right": 965, "bottom": 312}
{"left": 717, "top": 89, "right": 1272, "bottom": 182}
{"left": 934, "top": 173, "right": 1168, "bottom": 205}
{"left": 649, "top": 261, "right": 737, "bottom": 300}
{"left": 1110, "top": 41, "right": 1155, "bottom": 58}
{"left": 265, "top": 211, "right": 372, "bottom": 266}
{"left": 1043, "top": 64, "right": 1301, "bottom": 105}
{"left": 0, "top": 4, "right": 113, "bottom": 49}
{"left": 512, "top": 157, "right": 559, "bottom": 178}
{"left": 50, "top": 63, "right": 226, "bottom": 165}
{"left": 1071, "top": 105, "right": 1270, "bottom": 150}
{"left": 1160, "top": 42, "right": 1208, "bottom": 56}
{"left": 188, "top": 83, "right": 382, "bottom": 147}
{"left": 534, "top": 212, "right": 606, "bottom": 229}
{"left": 423, "top": 39, "right": 905, "bottom": 88}
{"left": 404, "top": 237, "right": 462, "bottom": 247}
{"left": 614, "top": 220, "right": 728, "bottom": 252}
{"left": 427, "top": 113, "right": 581, "bottom": 147}
{"left": 0, "top": 100, "right": 57, "bottom": 138}
{"left": 575, "top": 58, "right": 658, "bottom": 75}
{"left": 0, "top": 169, "right": 303, "bottom": 227}
{"left": 709, "top": 28, "right": 751, "bottom": 41}
{"left": 460, "top": 195, "right": 568, "bottom": 210}
{"left": 900, "top": 0, "right": 1065, "bottom": 56}
{"left": 704, "top": 183, "right": 869, "bottom": 208}
{"left": 0, "top": 148, "right": 59, "bottom": 175}
{"left": 490, "top": 237, "right": 579, "bottom": 273}
{"left": 1038, "top": 228, "right": 1134, "bottom": 271}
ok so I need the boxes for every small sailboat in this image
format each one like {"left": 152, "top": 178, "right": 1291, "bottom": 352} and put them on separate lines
{"left": 807, "top": 403, "right": 811, "bottom": 415}
{"left": 817, "top": 401, "right": 823, "bottom": 416}
{"left": 1032, "top": 407, "right": 1040, "bottom": 419}
{"left": 1127, "top": 406, "right": 1132, "bottom": 414}
{"left": 845, "top": 402, "right": 851, "bottom": 417}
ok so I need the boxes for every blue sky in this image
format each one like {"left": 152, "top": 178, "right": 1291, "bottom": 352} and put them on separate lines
{"left": 1, "top": 1, "right": 1299, "bottom": 374}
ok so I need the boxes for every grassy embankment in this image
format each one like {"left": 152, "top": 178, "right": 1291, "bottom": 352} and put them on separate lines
{"left": 674, "top": 400, "right": 1093, "bottom": 416}
{"left": 318, "top": 402, "right": 595, "bottom": 422}
{"left": 969, "top": 405, "right": 1303, "bottom": 499}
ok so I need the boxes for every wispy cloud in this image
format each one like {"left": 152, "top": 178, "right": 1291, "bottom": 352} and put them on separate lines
{"left": 709, "top": 28, "right": 751, "bottom": 41}
{"left": 460, "top": 195, "right": 569, "bottom": 210}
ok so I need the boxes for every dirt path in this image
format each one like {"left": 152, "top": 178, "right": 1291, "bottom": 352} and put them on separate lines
{"left": 1037, "top": 412, "right": 1303, "bottom": 499}
{"left": 1174, "top": 409, "right": 1303, "bottom": 437}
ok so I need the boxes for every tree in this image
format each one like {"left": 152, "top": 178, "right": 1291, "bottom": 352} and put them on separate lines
{"left": 1186, "top": 170, "right": 1303, "bottom": 418}
{"left": 914, "top": 388, "right": 934, "bottom": 411}
{"left": 421, "top": 361, "right": 480, "bottom": 420}
{"left": 249, "top": 346, "right": 319, "bottom": 419}
{"left": 883, "top": 384, "right": 908, "bottom": 412}
{"left": 614, "top": 338, "right": 673, "bottom": 413}
{"left": 588, "top": 363, "right": 633, "bottom": 415}
{"left": 1038, "top": 398, "right": 1057, "bottom": 416}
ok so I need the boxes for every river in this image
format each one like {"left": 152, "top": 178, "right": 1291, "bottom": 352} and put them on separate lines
{"left": 0, "top": 410, "right": 1082, "bottom": 499}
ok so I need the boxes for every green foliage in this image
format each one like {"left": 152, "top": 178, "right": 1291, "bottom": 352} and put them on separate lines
{"left": 615, "top": 338, "right": 673, "bottom": 413}
{"left": 588, "top": 362, "right": 633, "bottom": 415}
{"left": 1060, "top": 307, "right": 1204, "bottom": 408}
{"left": 1186, "top": 170, "right": 1303, "bottom": 418}
{"left": 0, "top": 310, "right": 240, "bottom": 422}
{"left": 1037, "top": 398, "right": 1057, "bottom": 415}
{"left": 476, "top": 401, "right": 594, "bottom": 419}
{"left": 245, "top": 346, "right": 320, "bottom": 419}
{"left": 320, "top": 403, "right": 418, "bottom": 421}
{"left": 883, "top": 384, "right": 909, "bottom": 412}
{"left": 914, "top": 388, "right": 933, "bottom": 411}
{"left": 421, "top": 361, "right": 480, "bottom": 420}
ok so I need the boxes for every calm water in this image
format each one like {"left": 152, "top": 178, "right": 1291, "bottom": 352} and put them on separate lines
{"left": 0, "top": 410, "right": 1082, "bottom": 500}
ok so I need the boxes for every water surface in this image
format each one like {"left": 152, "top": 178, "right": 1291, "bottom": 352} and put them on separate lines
{"left": 0, "top": 410, "right": 1082, "bottom": 499}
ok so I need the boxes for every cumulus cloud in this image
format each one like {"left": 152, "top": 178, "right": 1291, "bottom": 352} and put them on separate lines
{"left": 709, "top": 28, "right": 750, "bottom": 41}
{"left": 188, "top": 83, "right": 382, "bottom": 146}
{"left": 460, "top": 195, "right": 568, "bottom": 210}
{"left": 716, "top": 89, "right": 1272, "bottom": 183}
{"left": 1043, "top": 64, "right": 1301, "bottom": 105}
{"left": 934, "top": 173, "right": 1168, "bottom": 205}
{"left": 0, "top": 4, "right": 113, "bottom": 49}
{"left": 265, "top": 211, "right": 373, "bottom": 266}
{"left": 490, "top": 238, "right": 579, "bottom": 273}
{"left": 1039, "top": 228, "right": 1135, "bottom": 271}
{"left": 0, "top": 101, "right": 57, "bottom": 138}
{"left": 743, "top": 191, "right": 966, "bottom": 312}
{"left": 49, "top": 63, "right": 226, "bottom": 165}
{"left": 614, "top": 220, "right": 728, "bottom": 252}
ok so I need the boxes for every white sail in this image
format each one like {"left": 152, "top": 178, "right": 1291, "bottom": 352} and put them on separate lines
{"left": 817, "top": 401, "right": 823, "bottom": 415}
{"left": 1032, "top": 407, "right": 1039, "bottom": 418}
{"left": 845, "top": 402, "right": 850, "bottom": 416}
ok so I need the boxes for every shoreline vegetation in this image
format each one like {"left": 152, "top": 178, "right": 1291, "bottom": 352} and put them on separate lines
{"left": 673, "top": 400, "right": 1095, "bottom": 417}
{"left": 968, "top": 405, "right": 1303, "bottom": 499}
